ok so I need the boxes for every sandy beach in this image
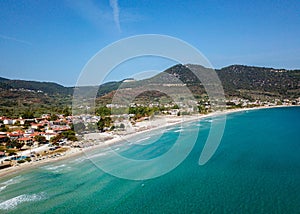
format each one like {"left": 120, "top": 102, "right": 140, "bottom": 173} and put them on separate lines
{"left": 0, "top": 104, "right": 295, "bottom": 179}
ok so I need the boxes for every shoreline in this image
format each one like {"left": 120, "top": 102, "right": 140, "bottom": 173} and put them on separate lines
{"left": 0, "top": 104, "right": 297, "bottom": 179}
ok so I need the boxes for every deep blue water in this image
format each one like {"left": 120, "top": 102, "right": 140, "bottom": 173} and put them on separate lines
{"left": 0, "top": 107, "right": 299, "bottom": 213}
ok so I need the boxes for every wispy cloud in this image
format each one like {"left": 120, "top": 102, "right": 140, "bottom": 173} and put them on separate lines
{"left": 66, "top": 0, "right": 113, "bottom": 31}
{"left": 0, "top": 34, "right": 32, "bottom": 45}
{"left": 109, "top": 0, "right": 121, "bottom": 32}
{"left": 67, "top": 0, "right": 139, "bottom": 33}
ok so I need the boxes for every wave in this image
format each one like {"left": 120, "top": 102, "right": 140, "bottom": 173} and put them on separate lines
{"left": 0, "top": 186, "right": 7, "bottom": 192}
{"left": 86, "top": 152, "right": 108, "bottom": 159}
{"left": 1, "top": 176, "right": 23, "bottom": 186}
{"left": 136, "top": 137, "right": 150, "bottom": 143}
{"left": 0, "top": 176, "right": 24, "bottom": 192}
{"left": 69, "top": 157, "right": 87, "bottom": 164}
{"left": 42, "top": 164, "right": 66, "bottom": 171}
{"left": 0, "top": 192, "right": 46, "bottom": 210}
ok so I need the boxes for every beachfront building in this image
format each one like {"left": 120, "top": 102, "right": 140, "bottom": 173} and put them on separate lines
{"left": 31, "top": 123, "right": 45, "bottom": 130}
{"left": 3, "top": 119, "right": 15, "bottom": 125}
{"left": 7, "top": 131, "right": 24, "bottom": 140}
{"left": 18, "top": 137, "right": 33, "bottom": 145}
{"left": 43, "top": 132, "right": 58, "bottom": 141}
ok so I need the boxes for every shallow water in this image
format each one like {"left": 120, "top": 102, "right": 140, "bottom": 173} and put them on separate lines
{"left": 0, "top": 107, "right": 299, "bottom": 213}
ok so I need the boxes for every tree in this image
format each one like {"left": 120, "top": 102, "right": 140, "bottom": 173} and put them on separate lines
{"left": 74, "top": 122, "right": 85, "bottom": 133}
{"left": 119, "top": 123, "right": 125, "bottom": 129}
{"left": 14, "top": 121, "right": 21, "bottom": 126}
{"left": 96, "top": 107, "right": 111, "bottom": 117}
{"left": 97, "top": 117, "right": 112, "bottom": 132}
{"left": 110, "top": 125, "right": 115, "bottom": 131}
{"left": 129, "top": 106, "right": 156, "bottom": 120}
{"left": 50, "top": 134, "right": 62, "bottom": 144}
{"left": 0, "top": 125, "right": 8, "bottom": 132}
{"left": 61, "top": 130, "right": 78, "bottom": 141}
{"left": 8, "top": 141, "right": 24, "bottom": 150}
{"left": 34, "top": 135, "right": 46, "bottom": 143}
{"left": 173, "top": 104, "right": 179, "bottom": 109}
{"left": 67, "top": 135, "right": 77, "bottom": 142}
{"left": 22, "top": 110, "right": 34, "bottom": 119}
{"left": 62, "top": 106, "right": 71, "bottom": 117}
{"left": 50, "top": 114, "right": 58, "bottom": 121}
{"left": 6, "top": 140, "right": 17, "bottom": 149}
{"left": 198, "top": 105, "right": 208, "bottom": 114}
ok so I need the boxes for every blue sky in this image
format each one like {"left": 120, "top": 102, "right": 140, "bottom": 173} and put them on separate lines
{"left": 0, "top": 0, "right": 300, "bottom": 86}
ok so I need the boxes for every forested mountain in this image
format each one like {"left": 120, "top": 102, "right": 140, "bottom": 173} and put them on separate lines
{"left": 0, "top": 78, "right": 73, "bottom": 95}
{"left": 0, "top": 64, "right": 299, "bottom": 117}
{"left": 216, "top": 65, "right": 300, "bottom": 99}
{"left": 97, "top": 64, "right": 300, "bottom": 103}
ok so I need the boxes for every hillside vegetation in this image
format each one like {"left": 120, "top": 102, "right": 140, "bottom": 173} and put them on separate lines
{"left": 1, "top": 64, "right": 299, "bottom": 117}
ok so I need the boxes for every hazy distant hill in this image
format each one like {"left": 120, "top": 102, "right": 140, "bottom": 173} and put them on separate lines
{"left": 0, "top": 78, "right": 73, "bottom": 95}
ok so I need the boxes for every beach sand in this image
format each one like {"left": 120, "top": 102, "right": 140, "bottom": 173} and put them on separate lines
{"left": 0, "top": 105, "right": 294, "bottom": 178}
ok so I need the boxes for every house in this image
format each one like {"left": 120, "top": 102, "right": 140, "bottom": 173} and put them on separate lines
{"left": 42, "top": 133, "right": 57, "bottom": 141}
{"left": 18, "top": 137, "right": 33, "bottom": 145}
{"left": 24, "top": 131, "right": 40, "bottom": 138}
{"left": 8, "top": 131, "right": 24, "bottom": 140}
{"left": 41, "top": 114, "right": 50, "bottom": 119}
{"left": 3, "top": 119, "right": 14, "bottom": 125}
{"left": 40, "top": 120, "right": 50, "bottom": 126}
{"left": 19, "top": 119, "right": 26, "bottom": 125}
{"left": 31, "top": 123, "right": 44, "bottom": 130}
{"left": 51, "top": 126, "right": 71, "bottom": 133}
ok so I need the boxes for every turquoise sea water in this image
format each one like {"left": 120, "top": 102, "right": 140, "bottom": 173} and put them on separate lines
{"left": 0, "top": 107, "right": 299, "bottom": 213}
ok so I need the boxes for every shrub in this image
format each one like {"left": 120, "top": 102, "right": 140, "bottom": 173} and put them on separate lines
{"left": 17, "top": 159, "right": 26, "bottom": 164}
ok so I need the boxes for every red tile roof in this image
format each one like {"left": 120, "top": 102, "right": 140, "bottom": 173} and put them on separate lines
{"left": 8, "top": 133, "right": 22, "bottom": 137}
{"left": 18, "top": 137, "right": 32, "bottom": 141}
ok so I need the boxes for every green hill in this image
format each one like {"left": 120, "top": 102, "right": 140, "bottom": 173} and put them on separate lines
{"left": 0, "top": 78, "right": 73, "bottom": 95}
{"left": 0, "top": 64, "right": 299, "bottom": 117}
{"left": 97, "top": 64, "right": 300, "bottom": 103}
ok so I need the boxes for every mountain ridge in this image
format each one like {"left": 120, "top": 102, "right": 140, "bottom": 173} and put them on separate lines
{"left": 0, "top": 64, "right": 299, "bottom": 117}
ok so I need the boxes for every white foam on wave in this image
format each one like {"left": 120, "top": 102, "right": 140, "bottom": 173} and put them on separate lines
{"left": 136, "top": 137, "right": 150, "bottom": 143}
{"left": 1, "top": 176, "right": 23, "bottom": 186}
{"left": 41, "top": 164, "right": 69, "bottom": 173}
{"left": 69, "top": 157, "right": 87, "bottom": 164}
{"left": 0, "top": 192, "right": 46, "bottom": 210}
{"left": 0, "top": 176, "right": 24, "bottom": 193}
{"left": 0, "top": 186, "right": 7, "bottom": 192}
{"left": 87, "top": 151, "right": 108, "bottom": 159}
{"left": 42, "top": 164, "right": 66, "bottom": 171}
